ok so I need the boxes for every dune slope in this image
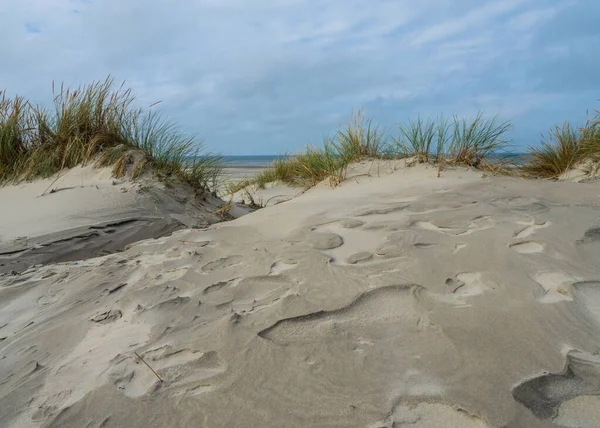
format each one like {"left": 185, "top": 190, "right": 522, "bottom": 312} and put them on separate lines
{"left": 1, "top": 162, "right": 600, "bottom": 428}
{"left": 0, "top": 166, "right": 226, "bottom": 274}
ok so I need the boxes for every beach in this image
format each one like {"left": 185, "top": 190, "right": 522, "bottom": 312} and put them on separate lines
{"left": 1, "top": 160, "right": 600, "bottom": 427}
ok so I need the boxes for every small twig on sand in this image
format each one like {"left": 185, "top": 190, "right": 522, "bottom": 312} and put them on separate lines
{"left": 134, "top": 351, "right": 164, "bottom": 383}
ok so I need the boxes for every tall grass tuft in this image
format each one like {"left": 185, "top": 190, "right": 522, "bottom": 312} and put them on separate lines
{"left": 520, "top": 103, "right": 600, "bottom": 178}
{"left": 0, "top": 78, "right": 221, "bottom": 190}
{"left": 520, "top": 123, "right": 581, "bottom": 178}
{"left": 397, "top": 116, "right": 436, "bottom": 162}
{"left": 252, "top": 110, "right": 380, "bottom": 189}
{"left": 255, "top": 144, "right": 344, "bottom": 188}
{"left": 448, "top": 113, "right": 512, "bottom": 167}
{"left": 334, "top": 109, "right": 385, "bottom": 161}
{"left": 581, "top": 108, "right": 600, "bottom": 163}
{"left": 395, "top": 113, "right": 511, "bottom": 167}
{"left": 0, "top": 92, "right": 31, "bottom": 181}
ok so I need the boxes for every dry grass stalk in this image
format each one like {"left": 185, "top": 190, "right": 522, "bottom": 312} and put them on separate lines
{"left": 134, "top": 351, "right": 164, "bottom": 383}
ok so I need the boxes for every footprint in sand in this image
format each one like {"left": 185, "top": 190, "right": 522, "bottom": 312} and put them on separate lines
{"left": 413, "top": 216, "right": 496, "bottom": 236}
{"left": 509, "top": 241, "right": 545, "bottom": 254}
{"left": 514, "top": 219, "right": 551, "bottom": 239}
{"left": 258, "top": 285, "right": 443, "bottom": 345}
{"left": 413, "top": 220, "right": 463, "bottom": 235}
{"left": 440, "top": 272, "right": 487, "bottom": 306}
{"left": 309, "top": 232, "right": 344, "bottom": 250}
{"left": 533, "top": 272, "right": 579, "bottom": 303}
{"left": 492, "top": 197, "right": 550, "bottom": 215}
{"left": 338, "top": 218, "right": 365, "bottom": 228}
{"left": 371, "top": 244, "right": 406, "bottom": 260}
{"left": 460, "top": 215, "right": 497, "bottom": 236}
{"left": 345, "top": 252, "right": 373, "bottom": 264}
{"left": 311, "top": 218, "right": 397, "bottom": 264}
{"left": 513, "top": 349, "right": 600, "bottom": 426}
{"left": 269, "top": 260, "right": 298, "bottom": 275}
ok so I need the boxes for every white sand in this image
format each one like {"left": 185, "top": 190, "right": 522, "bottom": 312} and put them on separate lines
{"left": 0, "top": 165, "right": 226, "bottom": 274}
{"left": 1, "top": 160, "right": 600, "bottom": 427}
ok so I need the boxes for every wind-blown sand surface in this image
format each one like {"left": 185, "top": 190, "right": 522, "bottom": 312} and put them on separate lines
{"left": 0, "top": 165, "right": 226, "bottom": 274}
{"left": 1, "top": 161, "right": 600, "bottom": 427}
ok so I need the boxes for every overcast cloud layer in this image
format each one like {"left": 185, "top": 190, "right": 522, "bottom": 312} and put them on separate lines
{"left": 1, "top": 0, "right": 599, "bottom": 153}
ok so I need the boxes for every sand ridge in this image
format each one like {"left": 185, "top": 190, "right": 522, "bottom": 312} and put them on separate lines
{"left": 0, "top": 165, "right": 228, "bottom": 274}
{"left": 1, "top": 162, "right": 600, "bottom": 427}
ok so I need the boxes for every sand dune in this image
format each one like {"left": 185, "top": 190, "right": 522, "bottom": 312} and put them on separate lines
{"left": 1, "top": 161, "right": 600, "bottom": 427}
{"left": 0, "top": 166, "right": 227, "bottom": 274}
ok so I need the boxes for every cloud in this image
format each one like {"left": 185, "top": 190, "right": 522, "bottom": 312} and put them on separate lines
{"left": 408, "top": 0, "right": 529, "bottom": 46}
{"left": 0, "top": 0, "right": 599, "bottom": 153}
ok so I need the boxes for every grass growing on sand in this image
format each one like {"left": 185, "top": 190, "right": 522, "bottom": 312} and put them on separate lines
{"left": 250, "top": 110, "right": 384, "bottom": 189}
{"left": 520, "top": 108, "right": 600, "bottom": 179}
{"left": 519, "top": 123, "right": 581, "bottom": 178}
{"left": 0, "top": 78, "right": 222, "bottom": 189}
{"left": 240, "top": 110, "right": 512, "bottom": 193}
{"left": 395, "top": 113, "right": 512, "bottom": 167}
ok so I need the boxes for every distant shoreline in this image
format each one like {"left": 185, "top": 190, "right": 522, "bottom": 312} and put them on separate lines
{"left": 222, "top": 163, "right": 272, "bottom": 169}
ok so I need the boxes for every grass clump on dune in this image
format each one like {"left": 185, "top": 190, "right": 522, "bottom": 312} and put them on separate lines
{"left": 252, "top": 146, "right": 343, "bottom": 189}
{"left": 520, "top": 123, "right": 581, "bottom": 178}
{"left": 580, "top": 108, "right": 600, "bottom": 170}
{"left": 244, "top": 110, "right": 512, "bottom": 193}
{"left": 0, "top": 78, "right": 221, "bottom": 189}
{"left": 395, "top": 113, "right": 512, "bottom": 167}
{"left": 448, "top": 114, "right": 512, "bottom": 167}
{"left": 520, "top": 107, "right": 600, "bottom": 179}
{"left": 0, "top": 92, "right": 30, "bottom": 180}
{"left": 251, "top": 109, "right": 384, "bottom": 189}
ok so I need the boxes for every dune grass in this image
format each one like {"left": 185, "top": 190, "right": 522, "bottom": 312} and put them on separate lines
{"left": 448, "top": 114, "right": 512, "bottom": 167}
{"left": 0, "top": 92, "right": 30, "bottom": 180}
{"left": 0, "top": 78, "right": 221, "bottom": 189}
{"left": 242, "top": 111, "right": 513, "bottom": 193}
{"left": 395, "top": 113, "right": 512, "bottom": 167}
{"left": 581, "top": 109, "right": 600, "bottom": 165}
{"left": 251, "top": 109, "right": 383, "bottom": 189}
{"left": 520, "top": 106, "right": 600, "bottom": 179}
{"left": 520, "top": 123, "right": 581, "bottom": 178}
{"left": 396, "top": 116, "right": 439, "bottom": 162}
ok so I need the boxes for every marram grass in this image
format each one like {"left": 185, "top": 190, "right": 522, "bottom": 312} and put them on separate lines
{"left": 0, "top": 78, "right": 222, "bottom": 190}
{"left": 519, "top": 105, "right": 600, "bottom": 179}
{"left": 245, "top": 110, "right": 514, "bottom": 192}
{"left": 520, "top": 123, "right": 580, "bottom": 178}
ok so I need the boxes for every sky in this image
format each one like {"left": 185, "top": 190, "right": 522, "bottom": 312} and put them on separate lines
{"left": 1, "top": 0, "right": 599, "bottom": 154}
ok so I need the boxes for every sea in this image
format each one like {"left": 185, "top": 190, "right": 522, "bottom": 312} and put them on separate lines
{"left": 222, "top": 155, "right": 282, "bottom": 168}
{"left": 222, "top": 153, "right": 529, "bottom": 168}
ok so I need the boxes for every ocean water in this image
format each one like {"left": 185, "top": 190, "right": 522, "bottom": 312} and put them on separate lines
{"left": 222, "top": 155, "right": 281, "bottom": 168}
